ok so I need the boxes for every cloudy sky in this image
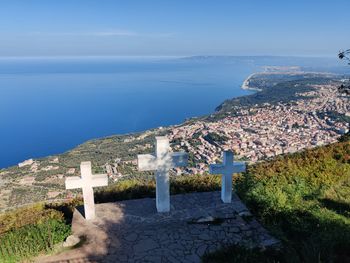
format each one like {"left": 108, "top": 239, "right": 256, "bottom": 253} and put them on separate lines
{"left": 0, "top": 0, "right": 349, "bottom": 57}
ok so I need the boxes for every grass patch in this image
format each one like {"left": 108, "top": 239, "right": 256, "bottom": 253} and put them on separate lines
{"left": 0, "top": 203, "right": 64, "bottom": 235}
{"left": 0, "top": 204, "right": 71, "bottom": 262}
{"left": 0, "top": 219, "right": 70, "bottom": 263}
{"left": 206, "top": 141, "right": 350, "bottom": 262}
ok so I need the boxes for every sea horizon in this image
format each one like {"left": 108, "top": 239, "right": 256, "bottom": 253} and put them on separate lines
{"left": 0, "top": 54, "right": 340, "bottom": 61}
{"left": 0, "top": 56, "right": 257, "bottom": 168}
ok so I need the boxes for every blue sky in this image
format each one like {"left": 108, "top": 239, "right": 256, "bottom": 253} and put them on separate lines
{"left": 0, "top": 0, "right": 349, "bottom": 57}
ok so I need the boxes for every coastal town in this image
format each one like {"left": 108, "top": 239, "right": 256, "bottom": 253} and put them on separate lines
{"left": 168, "top": 79, "right": 349, "bottom": 174}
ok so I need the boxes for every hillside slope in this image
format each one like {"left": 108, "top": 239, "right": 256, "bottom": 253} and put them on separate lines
{"left": 1, "top": 139, "right": 349, "bottom": 262}
{"left": 206, "top": 139, "right": 350, "bottom": 262}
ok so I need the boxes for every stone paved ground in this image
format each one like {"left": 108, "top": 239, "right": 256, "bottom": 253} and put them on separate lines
{"left": 38, "top": 191, "right": 279, "bottom": 263}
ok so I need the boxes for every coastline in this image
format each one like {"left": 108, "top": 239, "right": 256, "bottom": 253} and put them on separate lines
{"left": 240, "top": 70, "right": 337, "bottom": 93}
{"left": 241, "top": 73, "right": 262, "bottom": 91}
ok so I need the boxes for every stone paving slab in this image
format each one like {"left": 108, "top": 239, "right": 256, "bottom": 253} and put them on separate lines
{"left": 38, "top": 191, "right": 278, "bottom": 263}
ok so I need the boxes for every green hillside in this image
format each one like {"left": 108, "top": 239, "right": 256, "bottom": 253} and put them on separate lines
{"left": 1, "top": 139, "right": 350, "bottom": 262}
{"left": 205, "top": 139, "right": 350, "bottom": 262}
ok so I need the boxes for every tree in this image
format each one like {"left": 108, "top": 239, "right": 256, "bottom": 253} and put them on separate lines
{"left": 338, "top": 49, "right": 350, "bottom": 95}
{"left": 337, "top": 50, "right": 350, "bottom": 142}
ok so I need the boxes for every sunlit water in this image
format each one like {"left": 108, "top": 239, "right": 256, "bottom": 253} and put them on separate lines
{"left": 0, "top": 57, "right": 259, "bottom": 168}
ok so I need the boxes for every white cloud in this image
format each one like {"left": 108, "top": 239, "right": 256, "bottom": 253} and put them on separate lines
{"left": 89, "top": 30, "right": 138, "bottom": 36}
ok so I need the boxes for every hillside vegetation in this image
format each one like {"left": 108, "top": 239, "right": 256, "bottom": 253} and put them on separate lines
{"left": 205, "top": 139, "right": 350, "bottom": 262}
{"left": 0, "top": 140, "right": 349, "bottom": 262}
{"left": 0, "top": 204, "right": 71, "bottom": 262}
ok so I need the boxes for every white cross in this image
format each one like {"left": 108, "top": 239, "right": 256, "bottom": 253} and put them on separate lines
{"left": 209, "top": 151, "right": 246, "bottom": 203}
{"left": 65, "top": 161, "right": 108, "bottom": 220}
{"left": 138, "top": 136, "right": 188, "bottom": 212}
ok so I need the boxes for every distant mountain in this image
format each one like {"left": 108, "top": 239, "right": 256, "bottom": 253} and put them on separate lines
{"left": 180, "top": 55, "right": 350, "bottom": 74}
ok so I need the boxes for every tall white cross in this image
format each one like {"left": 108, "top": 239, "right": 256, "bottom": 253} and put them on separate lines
{"left": 138, "top": 136, "right": 188, "bottom": 212}
{"left": 65, "top": 161, "right": 108, "bottom": 220}
{"left": 209, "top": 151, "right": 246, "bottom": 203}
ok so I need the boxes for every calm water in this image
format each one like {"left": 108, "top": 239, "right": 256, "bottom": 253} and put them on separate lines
{"left": 0, "top": 57, "right": 259, "bottom": 168}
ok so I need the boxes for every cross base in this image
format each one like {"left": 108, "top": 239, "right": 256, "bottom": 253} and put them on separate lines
{"left": 221, "top": 173, "right": 233, "bottom": 203}
{"left": 156, "top": 171, "right": 170, "bottom": 212}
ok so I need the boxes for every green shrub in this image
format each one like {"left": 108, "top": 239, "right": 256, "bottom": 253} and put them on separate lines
{"left": 0, "top": 219, "right": 71, "bottom": 262}
{"left": 0, "top": 203, "right": 64, "bottom": 235}
{"left": 231, "top": 141, "right": 350, "bottom": 262}
{"left": 203, "top": 141, "right": 350, "bottom": 262}
{"left": 95, "top": 174, "right": 221, "bottom": 203}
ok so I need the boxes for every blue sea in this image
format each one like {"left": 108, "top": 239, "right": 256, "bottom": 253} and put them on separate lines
{"left": 1, "top": 56, "right": 346, "bottom": 168}
{"left": 0, "top": 57, "right": 260, "bottom": 168}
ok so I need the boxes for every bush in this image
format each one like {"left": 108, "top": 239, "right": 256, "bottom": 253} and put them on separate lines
{"left": 203, "top": 141, "right": 350, "bottom": 262}
{"left": 0, "top": 219, "right": 71, "bottom": 262}
{"left": 95, "top": 174, "right": 221, "bottom": 203}
{"left": 0, "top": 203, "right": 64, "bottom": 235}
{"left": 0, "top": 204, "right": 71, "bottom": 262}
{"left": 232, "top": 141, "right": 350, "bottom": 262}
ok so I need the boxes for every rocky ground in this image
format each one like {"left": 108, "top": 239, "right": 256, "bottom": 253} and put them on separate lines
{"left": 38, "top": 191, "right": 279, "bottom": 263}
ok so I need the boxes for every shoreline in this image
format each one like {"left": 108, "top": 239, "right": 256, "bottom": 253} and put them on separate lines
{"left": 241, "top": 73, "right": 263, "bottom": 91}
{"left": 240, "top": 70, "right": 337, "bottom": 93}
